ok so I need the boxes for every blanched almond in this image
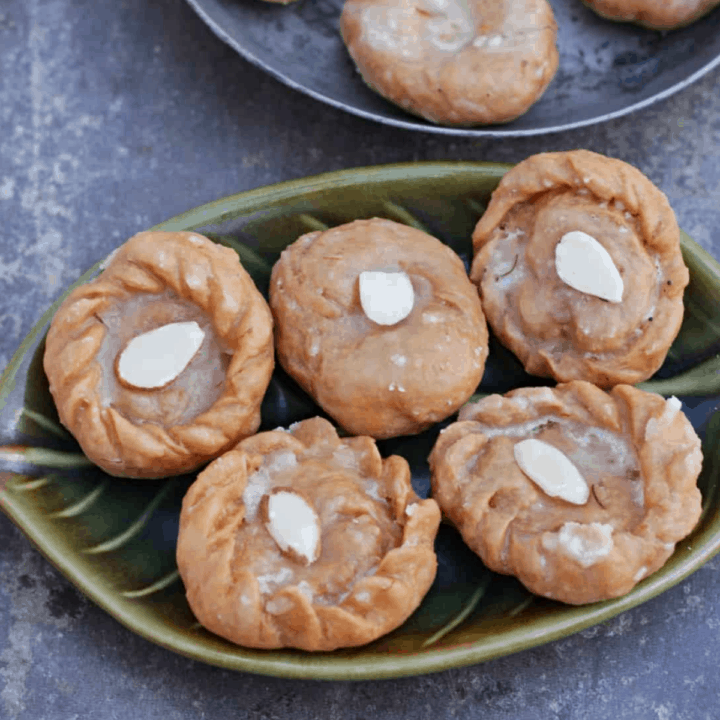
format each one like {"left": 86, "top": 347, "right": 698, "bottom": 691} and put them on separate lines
{"left": 262, "top": 488, "right": 321, "bottom": 566}
{"left": 555, "top": 231, "right": 624, "bottom": 303}
{"left": 359, "top": 270, "right": 414, "bottom": 326}
{"left": 116, "top": 321, "right": 205, "bottom": 389}
{"left": 513, "top": 439, "right": 589, "bottom": 505}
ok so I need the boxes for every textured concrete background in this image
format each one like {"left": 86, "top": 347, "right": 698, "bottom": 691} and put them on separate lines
{"left": 1, "top": 0, "right": 720, "bottom": 718}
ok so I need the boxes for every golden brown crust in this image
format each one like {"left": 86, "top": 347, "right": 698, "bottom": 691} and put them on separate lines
{"left": 269, "top": 218, "right": 488, "bottom": 439}
{"left": 43, "top": 231, "right": 274, "bottom": 478}
{"left": 340, "top": 0, "right": 559, "bottom": 126}
{"left": 429, "top": 382, "right": 703, "bottom": 605}
{"left": 581, "top": 0, "right": 720, "bottom": 30}
{"left": 176, "top": 417, "right": 441, "bottom": 651}
{"left": 470, "top": 150, "right": 689, "bottom": 388}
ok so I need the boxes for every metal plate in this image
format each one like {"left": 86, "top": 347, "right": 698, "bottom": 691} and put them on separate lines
{"left": 184, "top": 0, "right": 720, "bottom": 137}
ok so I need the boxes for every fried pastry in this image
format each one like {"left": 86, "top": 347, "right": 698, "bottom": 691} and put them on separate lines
{"left": 429, "top": 382, "right": 703, "bottom": 605}
{"left": 269, "top": 218, "right": 488, "bottom": 439}
{"left": 470, "top": 150, "right": 689, "bottom": 388}
{"left": 176, "top": 417, "right": 441, "bottom": 651}
{"left": 581, "top": 0, "right": 720, "bottom": 30}
{"left": 43, "top": 231, "right": 274, "bottom": 478}
{"left": 340, "top": 0, "right": 559, "bottom": 126}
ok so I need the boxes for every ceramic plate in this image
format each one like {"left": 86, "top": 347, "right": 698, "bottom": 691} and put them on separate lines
{"left": 184, "top": 0, "right": 720, "bottom": 136}
{"left": 3, "top": 162, "right": 720, "bottom": 681}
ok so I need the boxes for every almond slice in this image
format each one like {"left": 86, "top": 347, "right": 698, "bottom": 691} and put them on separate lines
{"left": 359, "top": 270, "right": 414, "bottom": 326}
{"left": 513, "top": 439, "right": 589, "bottom": 505}
{"left": 263, "top": 488, "right": 321, "bottom": 566}
{"left": 542, "top": 521, "right": 614, "bottom": 568}
{"left": 555, "top": 231, "right": 624, "bottom": 303}
{"left": 116, "top": 321, "right": 205, "bottom": 389}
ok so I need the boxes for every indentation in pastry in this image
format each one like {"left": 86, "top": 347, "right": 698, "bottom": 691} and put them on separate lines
{"left": 470, "top": 150, "right": 689, "bottom": 388}
{"left": 43, "top": 231, "right": 274, "bottom": 478}
{"left": 429, "top": 381, "right": 703, "bottom": 604}
{"left": 176, "top": 417, "right": 441, "bottom": 650}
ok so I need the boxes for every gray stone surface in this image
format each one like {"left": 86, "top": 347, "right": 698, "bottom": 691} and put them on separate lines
{"left": 0, "top": 0, "right": 719, "bottom": 717}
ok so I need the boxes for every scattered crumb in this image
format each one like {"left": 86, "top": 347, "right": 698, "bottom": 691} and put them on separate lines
{"left": 543, "top": 522, "right": 614, "bottom": 568}
{"left": 265, "top": 595, "right": 295, "bottom": 615}
{"left": 257, "top": 567, "right": 294, "bottom": 595}
{"left": 633, "top": 566, "right": 648, "bottom": 582}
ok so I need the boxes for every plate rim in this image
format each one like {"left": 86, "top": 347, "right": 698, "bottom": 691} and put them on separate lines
{"left": 3, "top": 159, "right": 720, "bottom": 680}
{"left": 184, "top": 0, "right": 720, "bottom": 138}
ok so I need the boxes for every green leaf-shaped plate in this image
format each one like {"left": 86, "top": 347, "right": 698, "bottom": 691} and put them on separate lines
{"left": 2, "top": 162, "right": 720, "bottom": 680}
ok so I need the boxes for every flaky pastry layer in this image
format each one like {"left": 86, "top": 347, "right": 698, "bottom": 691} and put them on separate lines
{"left": 177, "top": 417, "right": 441, "bottom": 651}
{"left": 430, "top": 381, "right": 703, "bottom": 604}
{"left": 43, "top": 231, "right": 274, "bottom": 478}
{"left": 340, "top": 0, "right": 559, "bottom": 126}
{"left": 470, "top": 150, "right": 689, "bottom": 387}
{"left": 270, "top": 218, "right": 488, "bottom": 439}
